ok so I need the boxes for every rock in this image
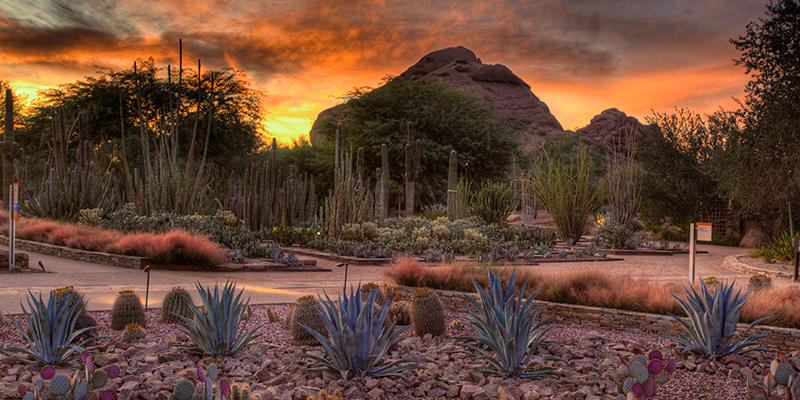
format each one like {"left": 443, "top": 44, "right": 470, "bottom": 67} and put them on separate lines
{"left": 119, "top": 380, "right": 141, "bottom": 399}
{"left": 498, "top": 386, "right": 520, "bottom": 400}
{"left": 739, "top": 224, "right": 771, "bottom": 248}
{"left": 295, "top": 386, "right": 320, "bottom": 399}
{"left": 309, "top": 46, "right": 564, "bottom": 150}
{"left": 460, "top": 384, "right": 484, "bottom": 399}
{"left": 577, "top": 108, "right": 651, "bottom": 152}
{"left": 367, "top": 387, "right": 385, "bottom": 399}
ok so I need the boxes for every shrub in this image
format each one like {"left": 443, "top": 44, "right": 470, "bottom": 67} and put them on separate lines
{"left": 595, "top": 216, "right": 645, "bottom": 250}
{"left": 532, "top": 149, "right": 602, "bottom": 243}
{"left": 469, "top": 182, "right": 519, "bottom": 225}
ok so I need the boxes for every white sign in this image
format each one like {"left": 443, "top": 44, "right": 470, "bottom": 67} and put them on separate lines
{"left": 697, "top": 222, "right": 712, "bottom": 242}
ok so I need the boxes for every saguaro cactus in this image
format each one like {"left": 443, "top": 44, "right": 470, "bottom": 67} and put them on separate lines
{"left": 1, "top": 88, "right": 23, "bottom": 203}
{"left": 447, "top": 150, "right": 458, "bottom": 221}
{"left": 375, "top": 167, "right": 383, "bottom": 220}
{"left": 404, "top": 122, "right": 421, "bottom": 217}
{"left": 381, "top": 143, "right": 390, "bottom": 219}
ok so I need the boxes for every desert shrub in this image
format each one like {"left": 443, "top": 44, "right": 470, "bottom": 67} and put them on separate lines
{"left": 533, "top": 149, "right": 602, "bottom": 243}
{"left": 422, "top": 204, "right": 447, "bottom": 220}
{"left": 469, "top": 182, "right": 519, "bottom": 225}
{"left": 594, "top": 215, "right": 645, "bottom": 250}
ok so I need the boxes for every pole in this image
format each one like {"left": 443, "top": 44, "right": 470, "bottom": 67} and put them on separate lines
{"left": 8, "top": 184, "right": 12, "bottom": 271}
{"left": 144, "top": 266, "right": 151, "bottom": 310}
{"left": 689, "top": 223, "right": 696, "bottom": 284}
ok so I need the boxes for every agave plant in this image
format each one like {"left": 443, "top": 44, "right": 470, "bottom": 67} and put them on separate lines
{"left": 1, "top": 290, "right": 100, "bottom": 366}
{"left": 458, "top": 269, "right": 560, "bottom": 379}
{"left": 298, "top": 286, "right": 420, "bottom": 380}
{"left": 664, "top": 279, "right": 771, "bottom": 357}
{"left": 175, "top": 281, "right": 262, "bottom": 357}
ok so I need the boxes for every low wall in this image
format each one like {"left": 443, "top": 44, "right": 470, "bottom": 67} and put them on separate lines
{"left": 396, "top": 286, "right": 800, "bottom": 352}
{"left": 0, "top": 236, "right": 148, "bottom": 269}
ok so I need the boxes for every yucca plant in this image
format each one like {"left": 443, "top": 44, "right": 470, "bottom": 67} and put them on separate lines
{"left": 665, "top": 279, "right": 771, "bottom": 357}
{"left": 458, "top": 269, "right": 560, "bottom": 379}
{"left": 175, "top": 281, "right": 262, "bottom": 357}
{"left": 298, "top": 286, "right": 420, "bottom": 380}
{"left": 1, "top": 290, "right": 100, "bottom": 365}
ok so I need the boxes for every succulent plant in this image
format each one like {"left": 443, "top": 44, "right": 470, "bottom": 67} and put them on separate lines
{"left": 161, "top": 286, "right": 194, "bottom": 324}
{"left": 297, "top": 286, "right": 419, "bottom": 380}
{"left": 388, "top": 301, "right": 412, "bottom": 326}
{"left": 110, "top": 290, "right": 146, "bottom": 330}
{"left": 411, "top": 287, "right": 445, "bottom": 337}
{"left": 383, "top": 284, "right": 404, "bottom": 302}
{"left": 265, "top": 307, "right": 280, "bottom": 323}
{"left": 746, "top": 351, "right": 800, "bottom": 400}
{"left": 51, "top": 286, "right": 86, "bottom": 314}
{"left": 614, "top": 348, "right": 677, "bottom": 399}
{"left": 120, "top": 323, "right": 146, "bottom": 343}
{"left": 449, "top": 320, "right": 466, "bottom": 331}
{"left": 665, "top": 279, "right": 771, "bottom": 356}
{"left": 291, "top": 295, "right": 328, "bottom": 346}
{"left": 423, "top": 249, "right": 442, "bottom": 263}
{"left": 748, "top": 274, "right": 773, "bottom": 292}
{"left": 18, "top": 351, "right": 121, "bottom": 399}
{"left": 458, "top": 269, "right": 559, "bottom": 379}
{"left": 361, "top": 283, "right": 387, "bottom": 306}
{"left": 1, "top": 289, "right": 99, "bottom": 366}
{"left": 283, "top": 304, "right": 295, "bottom": 330}
{"left": 174, "top": 281, "right": 263, "bottom": 357}
{"left": 231, "top": 383, "right": 259, "bottom": 400}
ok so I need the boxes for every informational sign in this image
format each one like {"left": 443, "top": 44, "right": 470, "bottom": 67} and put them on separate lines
{"left": 696, "top": 222, "right": 712, "bottom": 242}
{"left": 12, "top": 183, "right": 18, "bottom": 220}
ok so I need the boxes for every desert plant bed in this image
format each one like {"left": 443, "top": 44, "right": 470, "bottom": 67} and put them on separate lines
{"left": 0, "top": 303, "right": 769, "bottom": 400}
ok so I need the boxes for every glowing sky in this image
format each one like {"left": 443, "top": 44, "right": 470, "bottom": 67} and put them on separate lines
{"left": 0, "top": 0, "right": 767, "bottom": 143}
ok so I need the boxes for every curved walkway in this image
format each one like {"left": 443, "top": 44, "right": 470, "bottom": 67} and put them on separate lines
{"left": 0, "top": 243, "right": 794, "bottom": 314}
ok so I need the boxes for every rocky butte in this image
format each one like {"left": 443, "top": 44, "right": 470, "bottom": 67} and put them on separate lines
{"left": 310, "top": 46, "right": 650, "bottom": 152}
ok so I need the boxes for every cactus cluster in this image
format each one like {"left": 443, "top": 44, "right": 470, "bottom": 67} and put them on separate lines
{"left": 170, "top": 363, "right": 233, "bottom": 400}
{"left": 411, "top": 287, "right": 445, "bottom": 337}
{"left": 110, "top": 290, "right": 146, "bottom": 330}
{"left": 389, "top": 301, "right": 412, "bottom": 326}
{"left": 265, "top": 307, "right": 280, "bottom": 323}
{"left": 161, "top": 286, "right": 194, "bottom": 323}
{"left": 749, "top": 274, "right": 773, "bottom": 292}
{"left": 20, "top": 351, "right": 121, "bottom": 400}
{"left": 231, "top": 383, "right": 259, "bottom": 400}
{"left": 449, "top": 320, "right": 466, "bottom": 331}
{"left": 283, "top": 304, "right": 294, "bottom": 330}
{"left": 746, "top": 351, "right": 800, "bottom": 400}
{"left": 614, "top": 348, "right": 676, "bottom": 399}
{"left": 290, "top": 295, "right": 327, "bottom": 345}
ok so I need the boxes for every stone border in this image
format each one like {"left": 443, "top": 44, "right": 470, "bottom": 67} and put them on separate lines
{"left": 289, "top": 247, "right": 391, "bottom": 265}
{"left": 722, "top": 254, "right": 794, "bottom": 279}
{"left": 395, "top": 285, "right": 800, "bottom": 352}
{"left": 0, "top": 236, "right": 148, "bottom": 269}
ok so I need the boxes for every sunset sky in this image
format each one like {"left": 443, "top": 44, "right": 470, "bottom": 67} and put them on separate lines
{"left": 0, "top": 0, "right": 768, "bottom": 143}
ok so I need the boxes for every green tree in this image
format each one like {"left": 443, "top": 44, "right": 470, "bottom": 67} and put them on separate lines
{"left": 640, "top": 108, "right": 726, "bottom": 226}
{"left": 313, "top": 76, "right": 520, "bottom": 206}
{"left": 719, "top": 0, "right": 800, "bottom": 223}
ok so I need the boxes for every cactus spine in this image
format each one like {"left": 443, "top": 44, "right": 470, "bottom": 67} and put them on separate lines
{"left": 111, "top": 290, "right": 146, "bottom": 330}
{"left": 447, "top": 150, "right": 457, "bottom": 221}
{"left": 411, "top": 287, "right": 445, "bottom": 336}
{"left": 161, "top": 286, "right": 194, "bottom": 323}
{"left": 404, "top": 122, "right": 421, "bottom": 217}
{"left": 290, "top": 295, "right": 327, "bottom": 345}
{"left": 381, "top": 143, "right": 390, "bottom": 219}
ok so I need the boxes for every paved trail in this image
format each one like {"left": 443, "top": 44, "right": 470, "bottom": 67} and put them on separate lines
{"left": 0, "top": 243, "right": 792, "bottom": 314}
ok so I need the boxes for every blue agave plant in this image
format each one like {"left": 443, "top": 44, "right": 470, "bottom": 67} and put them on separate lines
{"left": 665, "top": 279, "right": 771, "bottom": 356}
{"left": 175, "top": 281, "right": 263, "bottom": 357}
{"left": 1, "top": 290, "right": 100, "bottom": 366}
{"left": 459, "top": 269, "right": 560, "bottom": 379}
{"left": 298, "top": 286, "right": 419, "bottom": 380}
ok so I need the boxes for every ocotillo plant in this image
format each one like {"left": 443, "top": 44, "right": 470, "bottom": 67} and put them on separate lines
{"left": 404, "top": 122, "right": 422, "bottom": 217}
{"left": 447, "top": 150, "right": 457, "bottom": 221}
{"left": 1, "top": 88, "right": 23, "bottom": 203}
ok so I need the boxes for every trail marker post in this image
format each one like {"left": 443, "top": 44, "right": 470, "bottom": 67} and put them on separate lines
{"left": 689, "top": 222, "right": 712, "bottom": 284}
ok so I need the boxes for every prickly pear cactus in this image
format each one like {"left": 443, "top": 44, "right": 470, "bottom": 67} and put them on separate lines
{"left": 290, "top": 295, "right": 327, "bottom": 345}
{"left": 110, "top": 290, "right": 146, "bottom": 330}
{"left": 361, "top": 282, "right": 386, "bottom": 306}
{"left": 614, "top": 348, "right": 676, "bottom": 399}
{"left": 747, "top": 351, "right": 800, "bottom": 400}
{"left": 411, "top": 287, "right": 445, "bottom": 337}
{"left": 161, "top": 286, "right": 194, "bottom": 323}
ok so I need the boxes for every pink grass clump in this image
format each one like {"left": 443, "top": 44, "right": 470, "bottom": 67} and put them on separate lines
{"left": 743, "top": 287, "right": 800, "bottom": 329}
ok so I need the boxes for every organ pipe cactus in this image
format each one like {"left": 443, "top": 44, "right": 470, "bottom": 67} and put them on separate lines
{"left": 382, "top": 143, "right": 390, "bottom": 219}
{"left": 404, "top": 122, "right": 422, "bottom": 217}
{"left": 664, "top": 279, "right": 771, "bottom": 357}
{"left": 1, "top": 88, "right": 23, "bottom": 202}
{"left": 447, "top": 150, "right": 457, "bottom": 221}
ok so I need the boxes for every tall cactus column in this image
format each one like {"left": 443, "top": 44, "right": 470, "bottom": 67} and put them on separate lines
{"left": 404, "top": 122, "right": 421, "bottom": 217}
{"left": 447, "top": 150, "right": 457, "bottom": 221}
{"left": 381, "top": 144, "right": 390, "bottom": 219}
{"left": 1, "top": 88, "right": 23, "bottom": 203}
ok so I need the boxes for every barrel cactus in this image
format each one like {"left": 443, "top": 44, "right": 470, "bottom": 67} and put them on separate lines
{"left": 161, "top": 286, "right": 194, "bottom": 323}
{"left": 291, "top": 295, "right": 327, "bottom": 345}
{"left": 411, "top": 287, "right": 445, "bottom": 337}
{"left": 361, "top": 283, "right": 386, "bottom": 306}
{"left": 121, "top": 323, "right": 146, "bottom": 343}
{"left": 111, "top": 290, "right": 146, "bottom": 330}
{"left": 51, "top": 286, "right": 86, "bottom": 314}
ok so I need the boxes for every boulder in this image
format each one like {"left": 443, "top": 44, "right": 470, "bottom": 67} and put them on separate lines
{"left": 577, "top": 108, "right": 651, "bottom": 153}
{"left": 739, "top": 225, "right": 771, "bottom": 248}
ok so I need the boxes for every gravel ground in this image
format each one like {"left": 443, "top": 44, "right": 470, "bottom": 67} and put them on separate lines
{"left": 0, "top": 304, "right": 784, "bottom": 400}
